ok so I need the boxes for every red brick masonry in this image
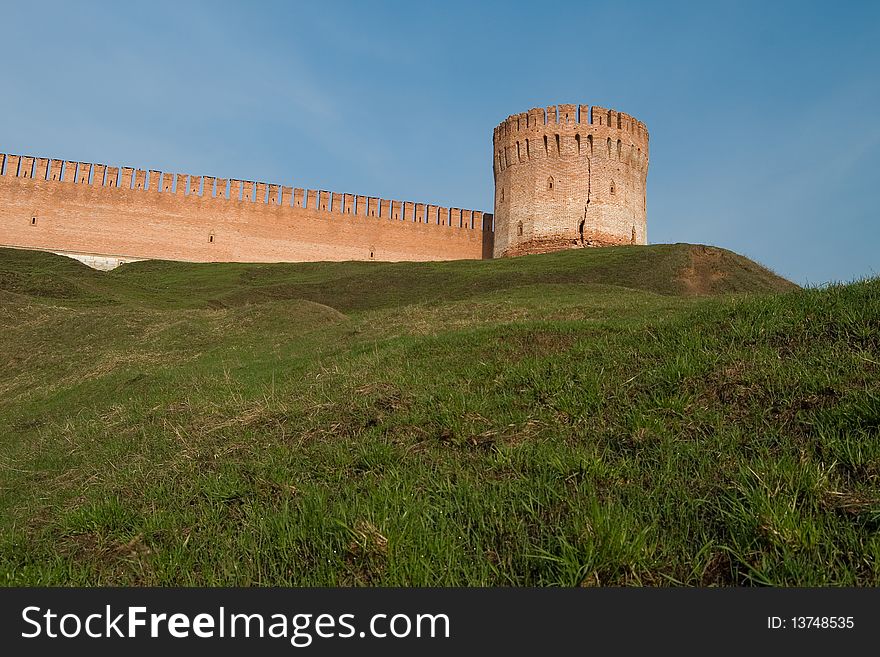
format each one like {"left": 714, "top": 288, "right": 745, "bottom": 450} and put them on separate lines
{"left": 0, "top": 154, "right": 493, "bottom": 263}
{"left": 0, "top": 103, "right": 647, "bottom": 264}
{"left": 492, "top": 104, "right": 648, "bottom": 258}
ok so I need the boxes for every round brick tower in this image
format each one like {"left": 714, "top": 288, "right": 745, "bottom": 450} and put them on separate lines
{"left": 492, "top": 104, "right": 649, "bottom": 257}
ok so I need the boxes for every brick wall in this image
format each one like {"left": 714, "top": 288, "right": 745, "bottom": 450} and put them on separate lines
{"left": 0, "top": 155, "right": 494, "bottom": 263}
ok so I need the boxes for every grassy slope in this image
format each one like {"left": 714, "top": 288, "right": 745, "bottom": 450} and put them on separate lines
{"left": 0, "top": 244, "right": 877, "bottom": 586}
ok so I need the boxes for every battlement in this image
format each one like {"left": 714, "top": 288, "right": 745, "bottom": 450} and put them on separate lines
{"left": 493, "top": 104, "right": 648, "bottom": 135}
{"left": 493, "top": 104, "right": 648, "bottom": 161}
{"left": 492, "top": 103, "right": 649, "bottom": 176}
{"left": 0, "top": 152, "right": 493, "bottom": 233}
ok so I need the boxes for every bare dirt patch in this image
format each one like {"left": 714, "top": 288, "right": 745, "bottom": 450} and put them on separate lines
{"left": 677, "top": 246, "right": 728, "bottom": 296}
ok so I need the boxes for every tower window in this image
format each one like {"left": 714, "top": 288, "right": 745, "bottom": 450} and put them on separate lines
{"left": 610, "top": 181, "right": 616, "bottom": 195}
{"left": 517, "top": 221, "right": 523, "bottom": 236}
{"left": 547, "top": 176, "right": 554, "bottom": 191}
{"left": 209, "top": 234, "right": 214, "bottom": 243}
{"left": 31, "top": 216, "right": 36, "bottom": 225}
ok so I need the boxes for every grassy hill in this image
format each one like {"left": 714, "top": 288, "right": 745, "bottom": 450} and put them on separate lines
{"left": 1, "top": 244, "right": 877, "bottom": 586}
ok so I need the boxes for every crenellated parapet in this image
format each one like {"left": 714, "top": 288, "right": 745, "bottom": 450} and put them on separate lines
{"left": 492, "top": 104, "right": 649, "bottom": 177}
{"left": 0, "top": 152, "right": 493, "bottom": 234}
{"left": 491, "top": 102, "right": 649, "bottom": 258}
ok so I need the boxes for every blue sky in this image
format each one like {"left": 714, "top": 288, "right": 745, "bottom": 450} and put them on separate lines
{"left": 2, "top": 0, "right": 878, "bottom": 285}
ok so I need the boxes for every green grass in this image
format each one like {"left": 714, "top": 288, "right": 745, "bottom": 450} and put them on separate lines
{"left": 0, "top": 243, "right": 877, "bottom": 586}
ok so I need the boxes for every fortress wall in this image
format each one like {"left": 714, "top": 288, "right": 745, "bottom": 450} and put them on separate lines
{"left": 492, "top": 104, "right": 648, "bottom": 257}
{"left": 0, "top": 154, "right": 493, "bottom": 263}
